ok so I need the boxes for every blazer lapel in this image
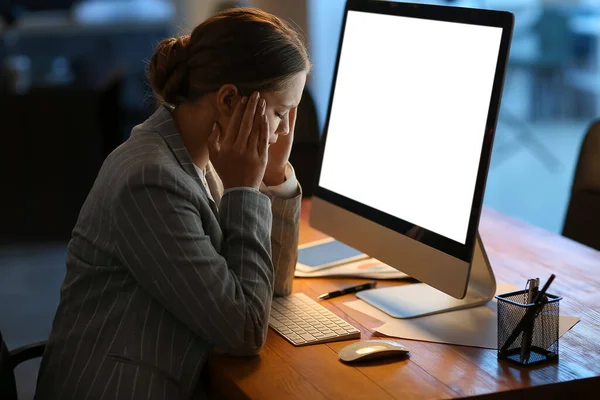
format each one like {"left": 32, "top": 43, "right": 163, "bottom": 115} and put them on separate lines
{"left": 151, "top": 105, "right": 219, "bottom": 217}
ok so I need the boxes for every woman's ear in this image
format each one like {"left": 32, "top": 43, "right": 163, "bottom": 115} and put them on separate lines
{"left": 215, "top": 84, "right": 241, "bottom": 117}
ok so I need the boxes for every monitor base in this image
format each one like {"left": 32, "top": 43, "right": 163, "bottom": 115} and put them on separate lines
{"left": 357, "top": 233, "right": 496, "bottom": 319}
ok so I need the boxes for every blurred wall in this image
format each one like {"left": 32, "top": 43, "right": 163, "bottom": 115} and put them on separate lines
{"left": 308, "top": 0, "right": 346, "bottom": 129}
{"left": 173, "top": 0, "right": 308, "bottom": 38}
{"left": 253, "top": 0, "right": 308, "bottom": 38}
{"left": 171, "top": 0, "right": 214, "bottom": 34}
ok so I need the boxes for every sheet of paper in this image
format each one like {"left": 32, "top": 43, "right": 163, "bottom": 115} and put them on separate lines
{"left": 295, "top": 257, "right": 411, "bottom": 279}
{"left": 344, "top": 282, "right": 580, "bottom": 349}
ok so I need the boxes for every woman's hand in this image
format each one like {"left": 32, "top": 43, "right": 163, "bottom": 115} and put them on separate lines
{"left": 263, "top": 106, "right": 297, "bottom": 186}
{"left": 208, "top": 92, "right": 270, "bottom": 190}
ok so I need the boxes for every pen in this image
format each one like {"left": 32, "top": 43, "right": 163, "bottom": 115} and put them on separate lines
{"left": 525, "top": 278, "right": 540, "bottom": 304}
{"left": 522, "top": 276, "right": 552, "bottom": 363}
{"left": 526, "top": 279, "right": 534, "bottom": 304}
{"left": 533, "top": 278, "right": 539, "bottom": 299}
{"left": 531, "top": 274, "right": 554, "bottom": 305}
{"left": 521, "top": 278, "right": 540, "bottom": 363}
{"left": 318, "top": 281, "right": 377, "bottom": 300}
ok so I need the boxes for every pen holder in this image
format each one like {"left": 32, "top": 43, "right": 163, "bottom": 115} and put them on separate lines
{"left": 496, "top": 290, "right": 562, "bottom": 366}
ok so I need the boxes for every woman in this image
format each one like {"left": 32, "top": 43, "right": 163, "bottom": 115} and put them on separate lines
{"left": 35, "top": 8, "right": 310, "bottom": 400}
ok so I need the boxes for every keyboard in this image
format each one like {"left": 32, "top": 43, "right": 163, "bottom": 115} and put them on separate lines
{"left": 269, "top": 293, "right": 361, "bottom": 346}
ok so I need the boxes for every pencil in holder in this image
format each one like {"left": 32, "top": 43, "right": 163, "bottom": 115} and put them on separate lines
{"left": 496, "top": 290, "right": 562, "bottom": 366}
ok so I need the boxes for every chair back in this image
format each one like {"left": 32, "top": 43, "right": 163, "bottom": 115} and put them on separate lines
{"left": 0, "top": 330, "right": 18, "bottom": 400}
{"left": 563, "top": 120, "right": 600, "bottom": 250}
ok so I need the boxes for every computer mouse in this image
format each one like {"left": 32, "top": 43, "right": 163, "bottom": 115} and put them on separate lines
{"left": 338, "top": 340, "right": 410, "bottom": 363}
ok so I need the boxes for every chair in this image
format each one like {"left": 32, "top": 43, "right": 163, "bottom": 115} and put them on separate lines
{"left": 562, "top": 120, "right": 600, "bottom": 251}
{"left": 0, "top": 330, "right": 46, "bottom": 400}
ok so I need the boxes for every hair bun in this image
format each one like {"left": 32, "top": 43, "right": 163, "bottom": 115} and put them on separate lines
{"left": 148, "top": 35, "right": 191, "bottom": 104}
{"left": 164, "top": 36, "right": 190, "bottom": 64}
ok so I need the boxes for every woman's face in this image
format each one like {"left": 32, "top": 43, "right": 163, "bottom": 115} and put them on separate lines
{"left": 212, "top": 72, "right": 307, "bottom": 145}
{"left": 258, "top": 72, "right": 307, "bottom": 145}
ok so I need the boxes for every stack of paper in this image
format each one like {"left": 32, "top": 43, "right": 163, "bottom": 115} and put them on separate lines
{"left": 295, "top": 258, "right": 412, "bottom": 280}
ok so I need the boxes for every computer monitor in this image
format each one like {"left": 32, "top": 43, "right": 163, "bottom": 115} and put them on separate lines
{"left": 310, "top": 0, "right": 514, "bottom": 318}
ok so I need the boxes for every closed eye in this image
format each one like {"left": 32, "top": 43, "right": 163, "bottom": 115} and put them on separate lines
{"left": 275, "top": 111, "right": 288, "bottom": 120}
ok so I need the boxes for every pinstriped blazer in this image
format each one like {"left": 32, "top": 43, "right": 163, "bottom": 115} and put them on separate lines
{"left": 34, "top": 106, "right": 301, "bottom": 400}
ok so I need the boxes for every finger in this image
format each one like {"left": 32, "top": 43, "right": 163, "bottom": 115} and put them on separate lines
{"left": 248, "top": 98, "right": 266, "bottom": 153}
{"left": 258, "top": 113, "right": 269, "bottom": 159}
{"left": 235, "top": 91, "right": 260, "bottom": 149}
{"left": 222, "top": 96, "right": 247, "bottom": 147}
{"left": 207, "top": 122, "right": 221, "bottom": 157}
{"left": 289, "top": 107, "right": 298, "bottom": 134}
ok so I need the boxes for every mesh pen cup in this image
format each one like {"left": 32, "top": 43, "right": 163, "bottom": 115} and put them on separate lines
{"left": 496, "top": 290, "right": 562, "bottom": 366}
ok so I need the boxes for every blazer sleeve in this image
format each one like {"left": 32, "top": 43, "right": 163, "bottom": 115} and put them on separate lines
{"left": 265, "top": 185, "right": 302, "bottom": 297}
{"left": 112, "top": 164, "right": 274, "bottom": 356}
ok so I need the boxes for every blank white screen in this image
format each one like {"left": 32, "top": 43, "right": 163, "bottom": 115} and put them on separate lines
{"left": 319, "top": 11, "right": 503, "bottom": 244}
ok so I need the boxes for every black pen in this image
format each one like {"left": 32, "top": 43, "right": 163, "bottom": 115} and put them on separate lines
{"left": 521, "top": 275, "right": 554, "bottom": 363}
{"left": 318, "top": 281, "right": 377, "bottom": 300}
{"left": 521, "top": 278, "right": 539, "bottom": 363}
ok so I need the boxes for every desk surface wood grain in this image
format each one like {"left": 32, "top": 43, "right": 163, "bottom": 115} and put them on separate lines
{"left": 209, "top": 200, "right": 600, "bottom": 399}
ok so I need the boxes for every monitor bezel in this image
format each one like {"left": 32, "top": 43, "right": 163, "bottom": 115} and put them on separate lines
{"left": 312, "top": 0, "right": 514, "bottom": 263}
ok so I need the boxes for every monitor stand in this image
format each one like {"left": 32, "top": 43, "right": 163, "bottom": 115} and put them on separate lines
{"left": 356, "top": 232, "right": 496, "bottom": 319}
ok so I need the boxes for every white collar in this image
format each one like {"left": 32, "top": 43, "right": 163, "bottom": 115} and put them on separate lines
{"left": 193, "top": 164, "right": 206, "bottom": 178}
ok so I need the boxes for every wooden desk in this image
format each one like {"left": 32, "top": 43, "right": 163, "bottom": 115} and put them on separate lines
{"left": 209, "top": 199, "right": 600, "bottom": 399}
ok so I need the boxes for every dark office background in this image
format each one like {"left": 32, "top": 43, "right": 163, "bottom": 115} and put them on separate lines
{"left": 1, "top": 0, "right": 599, "bottom": 398}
